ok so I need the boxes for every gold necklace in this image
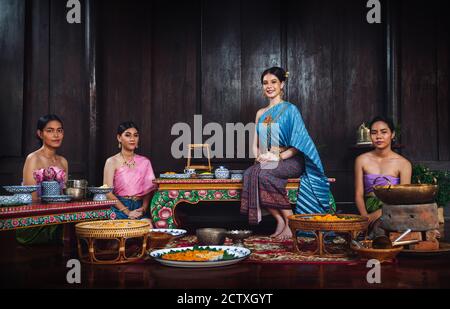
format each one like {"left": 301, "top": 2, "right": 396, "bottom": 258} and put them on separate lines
{"left": 120, "top": 152, "right": 136, "bottom": 168}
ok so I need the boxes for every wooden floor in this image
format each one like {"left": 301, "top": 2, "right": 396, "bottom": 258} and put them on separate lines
{"left": 1, "top": 220, "right": 449, "bottom": 289}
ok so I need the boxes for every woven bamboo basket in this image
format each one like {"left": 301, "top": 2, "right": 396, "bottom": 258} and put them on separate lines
{"left": 76, "top": 220, "right": 150, "bottom": 264}
{"left": 351, "top": 240, "right": 403, "bottom": 263}
{"left": 288, "top": 214, "right": 369, "bottom": 258}
{"left": 288, "top": 214, "right": 368, "bottom": 232}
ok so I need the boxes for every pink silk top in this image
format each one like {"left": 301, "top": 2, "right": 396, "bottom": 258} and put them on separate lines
{"left": 113, "top": 154, "right": 156, "bottom": 197}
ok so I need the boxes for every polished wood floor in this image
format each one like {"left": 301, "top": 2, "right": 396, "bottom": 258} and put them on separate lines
{"left": 1, "top": 220, "right": 449, "bottom": 289}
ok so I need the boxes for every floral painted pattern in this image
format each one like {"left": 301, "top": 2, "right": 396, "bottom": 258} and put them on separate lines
{"left": 0, "top": 209, "right": 115, "bottom": 230}
{"left": 151, "top": 187, "right": 299, "bottom": 229}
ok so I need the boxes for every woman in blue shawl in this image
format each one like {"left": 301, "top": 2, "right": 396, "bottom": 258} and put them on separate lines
{"left": 240, "top": 67, "right": 333, "bottom": 240}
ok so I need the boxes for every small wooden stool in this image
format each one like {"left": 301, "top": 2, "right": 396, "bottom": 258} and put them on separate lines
{"left": 76, "top": 220, "right": 150, "bottom": 264}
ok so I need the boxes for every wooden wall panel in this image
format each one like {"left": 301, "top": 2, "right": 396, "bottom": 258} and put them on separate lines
{"left": 287, "top": 0, "right": 385, "bottom": 201}
{"left": 240, "top": 0, "right": 282, "bottom": 124}
{"left": 237, "top": 0, "right": 282, "bottom": 160}
{"left": 400, "top": 0, "right": 438, "bottom": 161}
{"left": 201, "top": 0, "right": 241, "bottom": 127}
{"left": 0, "top": 0, "right": 25, "bottom": 157}
{"left": 150, "top": 0, "right": 199, "bottom": 174}
{"left": 49, "top": 0, "right": 88, "bottom": 178}
{"left": 437, "top": 2, "right": 450, "bottom": 161}
{"left": 96, "top": 0, "right": 153, "bottom": 182}
{"left": 23, "top": 0, "right": 50, "bottom": 156}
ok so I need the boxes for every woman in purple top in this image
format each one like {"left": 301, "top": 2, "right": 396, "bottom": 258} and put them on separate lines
{"left": 354, "top": 116, "right": 412, "bottom": 225}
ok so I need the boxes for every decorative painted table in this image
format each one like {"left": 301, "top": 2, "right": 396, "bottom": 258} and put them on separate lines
{"left": 150, "top": 178, "right": 300, "bottom": 229}
{"left": 0, "top": 200, "right": 117, "bottom": 231}
{"left": 0, "top": 200, "right": 117, "bottom": 255}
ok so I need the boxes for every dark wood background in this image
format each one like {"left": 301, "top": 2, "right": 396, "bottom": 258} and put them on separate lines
{"left": 1, "top": 0, "right": 449, "bottom": 204}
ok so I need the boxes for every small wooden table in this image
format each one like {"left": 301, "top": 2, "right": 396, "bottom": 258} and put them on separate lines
{"left": 150, "top": 178, "right": 300, "bottom": 229}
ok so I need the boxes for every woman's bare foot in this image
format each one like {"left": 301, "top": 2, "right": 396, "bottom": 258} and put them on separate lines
{"left": 275, "top": 225, "right": 292, "bottom": 241}
{"left": 270, "top": 219, "right": 285, "bottom": 238}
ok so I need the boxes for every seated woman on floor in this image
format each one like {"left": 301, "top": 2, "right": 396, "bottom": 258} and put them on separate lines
{"left": 240, "top": 67, "right": 333, "bottom": 240}
{"left": 17, "top": 114, "right": 68, "bottom": 245}
{"left": 103, "top": 121, "right": 156, "bottom": 225}
{"left": 354, "top": 116, "right": 412, "bottom": 235}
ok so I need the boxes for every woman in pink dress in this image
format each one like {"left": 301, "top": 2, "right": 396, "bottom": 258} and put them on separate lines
{"left": 103, "top": 121, "right": 157, "bottom": 225}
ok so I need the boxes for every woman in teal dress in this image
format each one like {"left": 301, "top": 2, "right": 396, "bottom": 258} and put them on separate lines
{"left": 16, "top": 115, "right": 68, "bottom": 245}
{"left": 240, "top": 67, "right": 334, "bottom": 240}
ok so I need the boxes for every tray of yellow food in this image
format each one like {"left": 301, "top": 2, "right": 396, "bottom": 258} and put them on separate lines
{"left": 149, "top": 245, "right": 251, "bottom": 268}
{"left": 288, "top": 213, "right": 368, "bottom": 232}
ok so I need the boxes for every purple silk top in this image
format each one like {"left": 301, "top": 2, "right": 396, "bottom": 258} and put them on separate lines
{"left": 113, "top": 154, "right": 156, "bottom": 197}
{"left": 363, "top": 174, "right": 400, "bottom": 195}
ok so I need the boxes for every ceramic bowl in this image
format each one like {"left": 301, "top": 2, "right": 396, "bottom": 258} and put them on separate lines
{"left": 0, "top": 195, "right": 19, "bottom": 206}
{"left": 87, "top": 187, "right": 114, "bottom": 201}
{"left": 196, "top": 228, "right": 227, "bottom": 245}
{"left": 3, "top": 185, "right": 40, "bottom": 194}
{"left": 231, "top": 174, "right": 243, "bottom": 180}
{"left": 41, "top": 181, "right": 62, "bottom": 196}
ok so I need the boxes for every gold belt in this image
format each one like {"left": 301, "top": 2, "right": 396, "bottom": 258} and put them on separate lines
{"left": 122, "top": 196, "right": 143, "bottom": 201}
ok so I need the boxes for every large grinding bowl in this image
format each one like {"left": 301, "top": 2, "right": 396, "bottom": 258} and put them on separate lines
{"left": 373, "top": 184, "right": 438, "bottom": 205}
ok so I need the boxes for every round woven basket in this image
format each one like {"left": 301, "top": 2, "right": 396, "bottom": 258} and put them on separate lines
{"left": 288, "top": 214, "right": 368, "bottom": 258}
{"left": 288, "top": 214, "right": 368, "bottom": 232}
{"left": 76, "top": 220, "right": 150, "bottom": 264}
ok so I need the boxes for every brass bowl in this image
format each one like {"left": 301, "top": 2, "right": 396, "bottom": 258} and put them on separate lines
{"left": 196, "top": 228, "right": 227, "bottom": 245}
{"left": 373, "top": 184, "right": 437, "bottom": 205}
{"left": 227, "top": 230, "right": 252, "bottom": 246}
{"left": 63, "top": 187, "right": 86, "bottom": 201}
{"left": 351, "top": 240, "right": 403, "bottom": 263}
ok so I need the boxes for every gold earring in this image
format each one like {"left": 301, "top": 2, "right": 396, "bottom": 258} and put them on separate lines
{"left": 118, "top": 142, "right": 122, "bottom": 149}
{"left": 136, "top": 144, "right": 138, "bottom": 149}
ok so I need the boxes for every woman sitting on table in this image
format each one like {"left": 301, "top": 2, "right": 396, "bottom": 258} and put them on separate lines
{"left": 17, "top": 114, "right": 68, "bottom": 245}
{"left": 103, "top": 121, "right": 156, "bottom": 225}
{"left": 240, "top": 67, "right": 333, "bottom": 240}
{"left": 354, "top": 116, "right": 412, "bottom": 235}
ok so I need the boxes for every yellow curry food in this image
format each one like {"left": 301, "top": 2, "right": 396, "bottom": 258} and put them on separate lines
{"left": 161, "top": 249, "right": 225, "bottom": 262}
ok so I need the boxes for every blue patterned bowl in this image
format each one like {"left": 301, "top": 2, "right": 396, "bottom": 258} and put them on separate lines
{"left": 214, "top": 166, "right": 230, "bottom": 179}
{"left": 41, "top": 195, "right": 72, "bottom": 203}
{"left": 0, "top": 195, "right": 19, "bottom": 206}
{"left": 3, "top": 185, "right": 39, "bottom": 205}
{"left": 3, "top": 185, "right": 40, "bottom": 194}
{"left": 41, "top": 181, "right": 62, "bottom": 196}
{"left": 88, "top": 187, "right": 114, "bottom": 201}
